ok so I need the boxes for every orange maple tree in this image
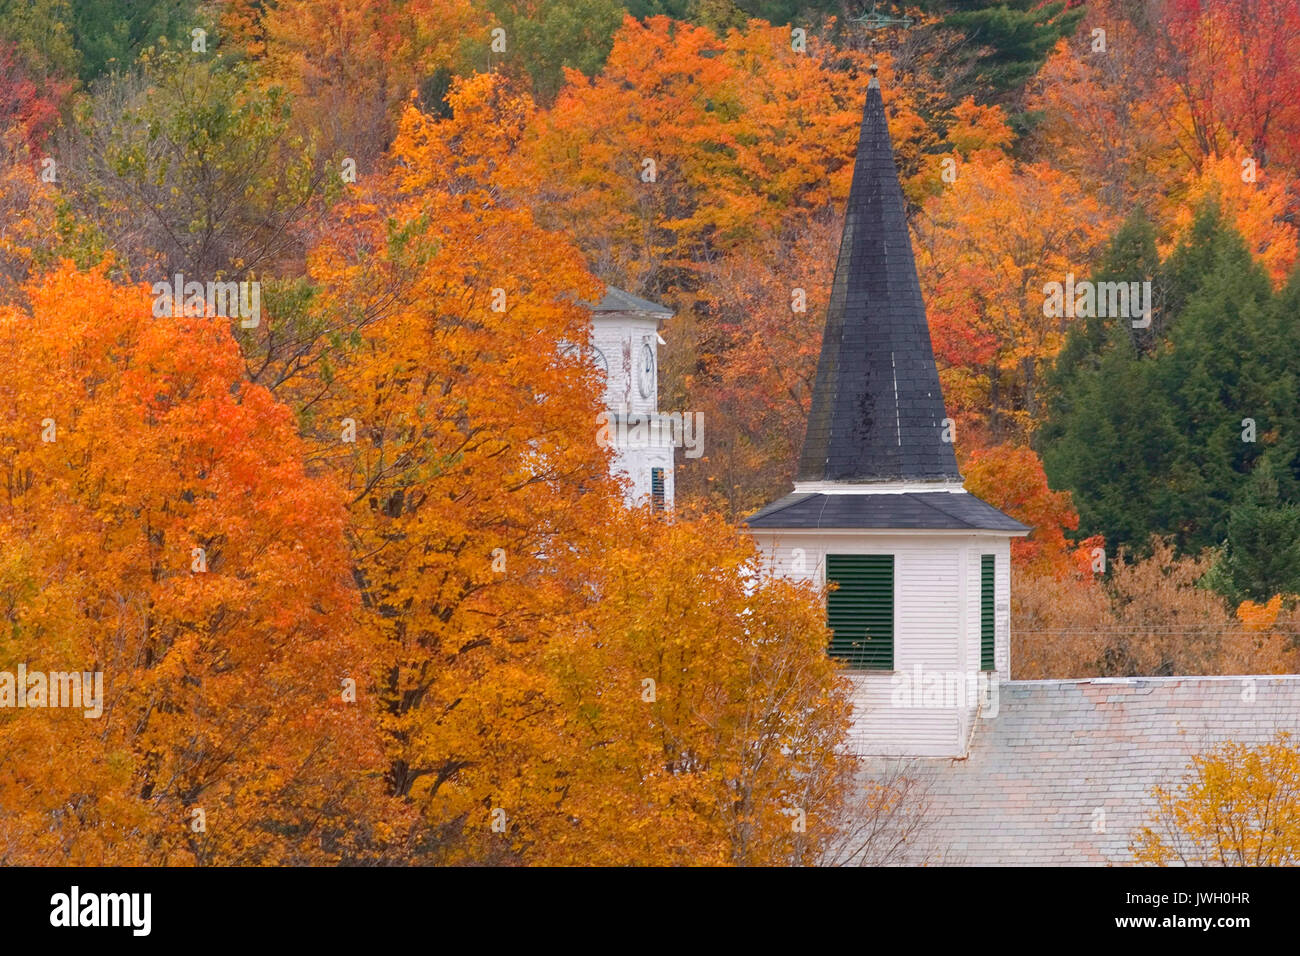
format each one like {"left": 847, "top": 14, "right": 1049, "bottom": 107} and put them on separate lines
{"left": 304, "top": 72, "right": 634, "bottom": 859}
{"left": 0, "top": 264, "right": 392, "bottom": 865}
{"left": 522, "top": 17, "right": 962, "bottom": 301}
{"left": 293, "top": 70, "right": 858, "bottom": 862}
{"left": 961, "top": 442, "right": 1100, "bottom": 581}
{"left": 251, "top": 0, "right": 478, "bottom": 171}
{"left": 914, "top": 154, "right": 1114, "bottom": 443}
{"left": 1163, "top": 151, "right": 1298, "bottom": 285}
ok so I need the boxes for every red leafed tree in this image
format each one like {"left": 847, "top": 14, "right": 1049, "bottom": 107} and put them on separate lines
{"left": 962, "top": 442, "right": 1101, "bottom": 580}
{"left": 0, "top": 43, "right": 68, "bottom": 154}
{"left": 1158, "top": 0, "right": 1300, "bottom": 173}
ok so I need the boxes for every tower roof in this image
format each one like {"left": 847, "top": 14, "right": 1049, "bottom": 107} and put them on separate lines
{"left": 747, "top": 489, "right": 1028, "bottom": 532}
{"left": 587, "top": 287, "right": 672, "bottom": 320}
{"left": 796, "top": 73, "right": 961, "bottom": 484}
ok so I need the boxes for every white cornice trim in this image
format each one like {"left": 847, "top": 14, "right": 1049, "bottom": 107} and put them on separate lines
{"left": 791, "top": 480, "right": 969, "bottom": 495}
{"left": 590, "top": 311, "right": 671, "bottom": 327}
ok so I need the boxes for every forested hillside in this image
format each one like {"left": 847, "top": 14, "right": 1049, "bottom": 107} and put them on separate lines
{"left": 3, "top": 0, "right": 1299, "bottom": 863}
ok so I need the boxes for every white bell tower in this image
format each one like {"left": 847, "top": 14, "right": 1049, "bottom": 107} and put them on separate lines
{"left": 587, "top": 288, "right": 675, "bottom": 510}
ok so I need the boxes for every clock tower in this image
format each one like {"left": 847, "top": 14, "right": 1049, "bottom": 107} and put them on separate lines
{"left": 587, "top": 287, "right": 676, "bottom": 510}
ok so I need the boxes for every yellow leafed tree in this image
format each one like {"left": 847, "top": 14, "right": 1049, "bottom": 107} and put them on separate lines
{"left": 1133, "top": 733, "right": 1300, "bottom": 866}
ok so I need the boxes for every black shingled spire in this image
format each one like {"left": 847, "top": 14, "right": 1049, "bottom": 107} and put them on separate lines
{"left": 797, "top": 69, "right": 961, "bottom": 484}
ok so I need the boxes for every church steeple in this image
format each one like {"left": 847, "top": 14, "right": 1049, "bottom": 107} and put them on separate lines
{"left": 797, "top": 68, "right": 960, "bottom": 484}
{"left": 746, "top": 62, "right": 1028, "bottom": 763}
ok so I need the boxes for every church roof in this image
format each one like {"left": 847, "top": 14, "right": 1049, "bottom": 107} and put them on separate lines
{"left": 746, "top": 490, "right": 1028, "bottom": 532}
{"left": 588, "top": 287, "right": 673, "bottom": 318}
{"left": 797, "top": 72, "right": 960, "bottom": 484}
{"left": 863, "top": 676, "right": 1300, "bottom": 865}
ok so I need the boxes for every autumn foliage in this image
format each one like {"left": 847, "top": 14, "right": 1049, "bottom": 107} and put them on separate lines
{"left": 1011, "top": 539, "right": 1300, "bottom": 681}
{"left": 1133, "top": 734, "right": 1300, "bottom": 866}
{"left": 0, "top": 265, "right": 390, "bottom": 864}
{"left": 0, "top": 67, "right": 860, "bottom": 865}
{"left": 5, "top": 0, "right": 1300, "bottom": 867}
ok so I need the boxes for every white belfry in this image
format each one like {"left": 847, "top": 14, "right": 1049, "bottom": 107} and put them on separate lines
{"left": 587, "top": 288, "right": 675, "bottom": 511}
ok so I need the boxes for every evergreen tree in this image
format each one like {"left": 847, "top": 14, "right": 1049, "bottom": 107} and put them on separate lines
{"left": 485, "top": 0, "right": 625, "bottom": 102}
{"left": 731, "top": 0, "right": 840, "bottom": 25}
{"left": 1041, "top": 209, "right": 1160, "bottom": 441}
{"left": 1214, "top": 457, "right": 1300, "bottom": 604}
{"left": 925, "top": 0, "right": 1084, "bottom": 95}
{"left": 625, "top": 0, "right": 840, "bottom": 27}
{"left": 0, "top": 0, "right": 203, "bottom": 84}
{"left": 1159, "top": 202, "right": 1248, "bottom": 329}
{"left": 65, "top": 0, "right": 201, "bottom": 82}
{"left": 1252, "top": 268, "right": 1300, "bottom": 504}
{"left": 1041, "top": 204, "right": 1281, "bottom": 561}
{"left": 1149, "top": 212, "right": 1274, "bottom": 554}
{"left": 625, "top": 0, "right": 694, "bottom": 18}
{"left": 1041, "top": 321, "right": 1181, "bottom": 556}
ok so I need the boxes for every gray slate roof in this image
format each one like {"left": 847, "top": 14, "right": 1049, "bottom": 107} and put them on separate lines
{"left": 587, "top": 287, "right": 672, "bottom": 318}
{"left": 864, "top": 676, "right": 1300, "bottom": 865}
{"left": 797, "top": 76, "right": 960, "bottom": 483}
{"left": 746, "top": 491, "right": 1029, "bottom": 532}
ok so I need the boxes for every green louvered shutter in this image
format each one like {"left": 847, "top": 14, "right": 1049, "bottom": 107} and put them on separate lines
{"left": 826, "top": 554, "right": 893, "bottom": 670}
{"left": 980, "top": 555, "right": 995, "bottom": 671}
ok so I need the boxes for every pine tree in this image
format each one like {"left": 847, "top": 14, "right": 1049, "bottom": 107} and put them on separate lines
{"left": 1253, "top": 268, "right": 1300, "bottom": 504}
{"left": 1215, "top": 457, "right": 1300, "bottom": 604}
{"left": 1150, "top": 211, "right": 1274, "bottom": 554}
{"left": 1041, "top": 320, "right": 1180, "bottom": 556}
{"left": 1042, "top": 204, "right": 1283, "bottom": 560}
{"left": 1040, "top": 208, "right": 1160, "bottom": 445}
{"left": 483, "top": 0, "right": 625, "bottom": 102}
{"left": 931, "top": 0, "right": 1085, "bottom": 95}
{"left": 65, "top": 0, "right": 202, "bottom": 81}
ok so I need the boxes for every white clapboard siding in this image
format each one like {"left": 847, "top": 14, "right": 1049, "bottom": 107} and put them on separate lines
{"left": 996, "top": 538, "right": 1012, "bottom": 679}
{"left": 845, "top": 674, "right": 964, "bottom": 756}
{"left": 610, "top": 444, "right": 674, "bottom": 504}
{"left": 591, "top": 311, "right": 674, "bottom": 507}
{"left": 752, "top": 529, "right": 1015, "bottom": 757}
{"left": 897, "top": 548, "right": 960, "bottom": 670}
{"left": 590, "top": 315, "right": 658, "bottom": 416}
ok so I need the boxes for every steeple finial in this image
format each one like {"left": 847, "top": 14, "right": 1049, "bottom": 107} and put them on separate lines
{"left": 855, "top": 3, "right": 909, "bottom": 89}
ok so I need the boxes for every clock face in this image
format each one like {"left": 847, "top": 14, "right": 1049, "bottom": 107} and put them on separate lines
{"left": 639, "top": 342, "right": 655, "bottom": 399}
{"left": 561, "top": 343, "right": 608, "bottom": 380}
